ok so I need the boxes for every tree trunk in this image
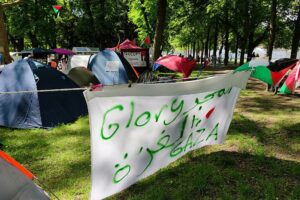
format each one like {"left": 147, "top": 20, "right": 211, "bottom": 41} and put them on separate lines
{"left": 291, "top": 6, "right": 300, "bottom": 59}
{"left": 200, "top": 41, "right": 204, "bottom": 62}
{"left": 208, "top": 39, "right": 211, "bottom": 58}
{"left": 224, "top": 0, "right": 229, "bottom": 66}
{"left": 224, "top": 30, "right": 229, "bottom": 66}
{"left": 247, "top": 29, "right": 255, "bottom": 62}
{"left": 85, "top": 0, "right": 96, "bottom": 46}
{"left": 192, "top": 42, "right": 196, "bottom": 58}
{"left": 267, "top": 0, "right": 277, "bottom": 61}
{"left": 28, "top": 32, "right": 39, "bottom": 47}
{"left": 153, "top": 0, "right": 167, "bottom": 61}
{"left": 0, "top": 1, "right": 23, "bottom": 63}
{"left": 240, "top": 0, "right": 250, "bottom": 65}
{"left": 213, "top": 19, "right": 218, "bottom": 65}
{"left": 140, "top": 0, "right": 153, "bottom": 38}
{"left": 204, "top": 26, "right": 211, "bottom": 57}
{"left": 9, "top": 35, "right": 24, "bottom": 52}
{"left": 240, "top": 37, "right": 246, "bottom": 65}
{"left": 235, "top": 36, "right": 239, "bottom": 65}
{"left": 0, "top": 4, "right": 12, "bottom": 63}
{"left": 197, "top": 40, "right": 200, "bottom": 54}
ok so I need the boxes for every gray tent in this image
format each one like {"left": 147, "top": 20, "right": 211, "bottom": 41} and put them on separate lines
{"left": 0, "top": 151, "right": 49, "bottom": 200}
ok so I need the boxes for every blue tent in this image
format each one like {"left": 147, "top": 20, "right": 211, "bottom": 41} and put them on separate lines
{"left": 0, "top": 60, "right": 87, "bottom": 129}
{"left": 88, "top": 50, "right": 137, "bottom": 85}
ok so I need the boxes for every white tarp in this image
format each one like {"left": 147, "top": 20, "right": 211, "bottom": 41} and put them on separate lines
{"left": 84, "top": 71, "right": 250, "bottom": 200}
{"left": 67, "top": 55, "right": 95, "bottom": 70}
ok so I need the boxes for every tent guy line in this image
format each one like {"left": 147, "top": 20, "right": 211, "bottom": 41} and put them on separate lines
{"left": 142, "top": 76, "right": 203, "bottom": 84}
{"left": 0, "top": 78, "right": 208, "bottom": 94}
{"left": 0, "top": 87, "right": 87, "bottom": 94}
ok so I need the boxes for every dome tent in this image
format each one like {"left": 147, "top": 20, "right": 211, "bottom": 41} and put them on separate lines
{"left": 0, "top": 60, "right": 87, "bottom": 129}
{"left": 0, "top": 150, "right": 49, "bottom": 199}
{"left": 88, "top": 50, "right": 138, "bottom": 85}
{"left": 67, "top": 67, "right": 100, "bottom": 87}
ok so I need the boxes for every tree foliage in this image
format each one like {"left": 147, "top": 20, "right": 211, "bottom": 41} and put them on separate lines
{"left": 2, "top": 0, "right": 300, "bottom": 62}
{"left": 4, "top": 0, "right": 136, "bottom": 51}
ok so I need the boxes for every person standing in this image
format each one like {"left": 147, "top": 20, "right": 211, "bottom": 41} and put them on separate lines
{"left": 203, "top": 57, "right": 209, "bottom": 69}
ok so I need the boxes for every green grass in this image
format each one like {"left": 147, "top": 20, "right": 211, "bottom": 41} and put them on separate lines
{"left": 0, "top": 70, "right": 299, "bottom": 200}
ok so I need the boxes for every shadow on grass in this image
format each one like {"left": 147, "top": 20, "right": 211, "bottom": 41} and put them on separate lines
{"left": 239, "top": 96, "right": 299, "bottom": 113}
{"left": 110, "top": 151, "right": 300, "bottom": 200}
{"left": 230, "top": 113, "right": 300, "bottom": 157}
{"left": 238, "top": 80, "right": 300, "bottom": 112}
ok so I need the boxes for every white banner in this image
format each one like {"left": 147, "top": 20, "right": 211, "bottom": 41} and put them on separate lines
{"left": 123, "top": 52, "right": 147, "bottom": 67}
{"left": 84, "top": 71, "right": 250, "bottom": 200}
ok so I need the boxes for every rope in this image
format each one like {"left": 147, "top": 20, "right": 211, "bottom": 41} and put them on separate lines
{"left": 0, "top": 87, "right": 87, "bottom": 95}
{"left": 35, "top": 177, "right": 60, "bottom": 200}
{"left": 142, "top": 77, "right": 205, "bottom": 84}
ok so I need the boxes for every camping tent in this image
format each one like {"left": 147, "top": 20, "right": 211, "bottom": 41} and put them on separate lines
{"left": 279, "top": 61, "right": 300, "bottom": 94}
{"left": 107, "top": 39, "right": 141, "bottom": 51}
{"left": 67, "top": 67, "right": 100, "bottom": 87}
{"left": 0, "top": 150, "right": 49, "bottom": 199}
{"left": 88, "top": 50, "right": 138, "bottom": 85}
{"left": 0, "top": 60, "right": 87, "bottom": 129}
{"left": 235, "top": 58, "right": 298, "bottom": 86}
{"left": 27, "top": 59, "right": 50, "bottom": 69}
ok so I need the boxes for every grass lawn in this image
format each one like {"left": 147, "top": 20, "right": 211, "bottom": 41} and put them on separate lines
{"left": 0, "top": 69, "right": 299, "bottom": 200}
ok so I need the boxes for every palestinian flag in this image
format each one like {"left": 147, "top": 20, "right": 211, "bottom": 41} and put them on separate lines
{"left": 235, "top": 58, "right": 298, "bottom": 86}
{"left": 53, "top": 5, "right": 62, "bottom": 14}
{"left": 279, "top": 61, "right": 300, "bottom": 94}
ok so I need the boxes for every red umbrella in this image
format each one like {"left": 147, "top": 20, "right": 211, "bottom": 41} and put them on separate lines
{"left": 154, "top": 55, "right": 196, "bottom": 78}
{"left": 52, "top": 48, "right": 75, "bottom": 55}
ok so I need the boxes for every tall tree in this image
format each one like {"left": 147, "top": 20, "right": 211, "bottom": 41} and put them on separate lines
{"left": 291, "top": 5, "right": 300, "bottom": 59}
{"left": 84, "top": 0, "right": 96, "bottom": 46}
{"left": 204, "top": 26, "right": 211, "bottom": 57}
{"left": 0, "top": 0, "right": 23, "bottom": 63}
{"left": 212, "top": 18, "right": 218, "bottom": 65}
{"left": 153, "top": 0, "right": 167, "bottom": 61}
{"left": 239, "top": 0, "right": 249, "bottom": 65}
{"left": 267, "top": 0, "right": 277, "bottom": 61}
{"left": 224, "top": 0, "right": 229, "bottom": 66}
{"left": 245, "top": 0, "right": 269, "bottom": 62}
{"left": 140, "top": 0, "right": 153, "bottom": 38}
